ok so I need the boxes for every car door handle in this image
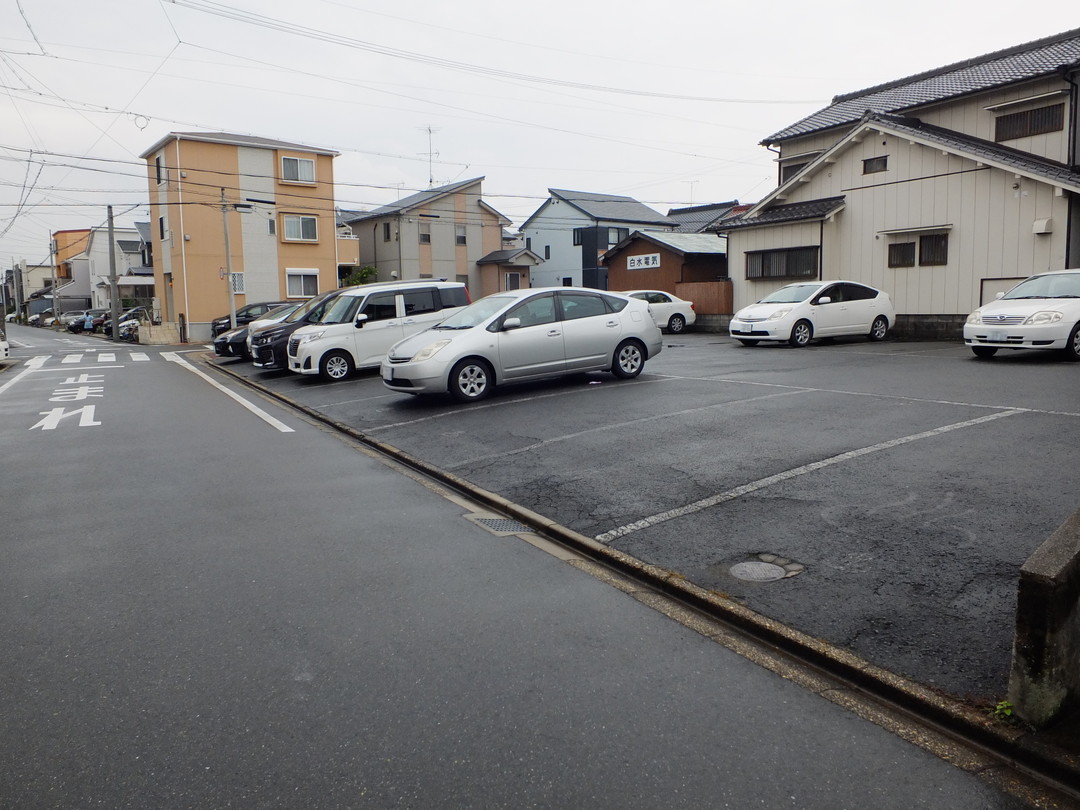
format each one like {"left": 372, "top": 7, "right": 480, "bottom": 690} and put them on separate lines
{"left": 546, "top": 329, "right": 561, "bottom": 337}
{"left": 606, "top": 320, "right": 619, "bottom": 327}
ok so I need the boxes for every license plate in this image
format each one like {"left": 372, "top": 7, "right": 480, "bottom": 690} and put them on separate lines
{"left": 381, "top": 366, "right": 393, "bottom": 381}
{"left": 988, "top": 331, "right": 1005, "bottom": 342}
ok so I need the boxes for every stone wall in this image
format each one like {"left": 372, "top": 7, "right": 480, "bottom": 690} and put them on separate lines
{"left": 139, "top": 322, "right": 182, "bottom": 345}
{"left": 1009, "top": 509, "right": 1080, "bottom": 727}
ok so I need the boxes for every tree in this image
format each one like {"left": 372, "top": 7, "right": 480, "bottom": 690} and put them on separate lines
{"left": 342, "top": 266, "right": 378, "bottom": 286}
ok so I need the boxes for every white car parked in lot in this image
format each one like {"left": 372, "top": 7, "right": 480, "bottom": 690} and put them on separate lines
{"left": 729, "top": 280, "right": 894, "bottom": 347}
{"left": 622, "top": 290, "right": 696, "bottom": 334}
{"left": 964, "top": 269, "right": 1080, "bottom": 360}
{"left": 381, "top": 287, "right": 663, "bottom": 401}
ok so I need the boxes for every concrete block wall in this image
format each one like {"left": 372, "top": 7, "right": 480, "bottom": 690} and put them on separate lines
{"left": 1009, "top": 509, "right": 1080, "bottom": 727}
{"left": 139, "top": 322, "right": 182, "bottom": 345}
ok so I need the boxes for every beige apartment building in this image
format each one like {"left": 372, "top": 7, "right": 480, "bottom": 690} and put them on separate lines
{"left": 140, "top": 132, "right": 341, "bottom": 341}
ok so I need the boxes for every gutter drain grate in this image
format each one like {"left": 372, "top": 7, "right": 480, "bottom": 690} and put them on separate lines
{"left": 475, "top": 518, "right": 533, "bottom": 534}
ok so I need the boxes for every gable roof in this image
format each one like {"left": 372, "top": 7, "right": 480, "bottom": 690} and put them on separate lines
{"left": 716, "top": 197, "right": 847, "bottom": 232}
{"left": 765, "top": 27, "right": 1080, "bottom": 144}
{"left": 140, "top": 131, "right": 339, "bottom": 158}
{"left": 608, "top": 230, "right": 727, "bottom": 257}
{"left": 666, "top": 201, "right": 741, "bottom": 232}
{"left": 521, "top": 189, "right": 675, "bottom": 230}
{"left": 477, "top": 248, "right": 544, "bottom": 265}
{"left": 342, "top": 178, "right": 488, "bottom": 224}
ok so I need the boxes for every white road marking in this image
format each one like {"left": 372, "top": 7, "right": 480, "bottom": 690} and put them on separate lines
{"left": 164, "top": 352, "right": 294, "bottom": 433}
{"left": 98, "top": 353, "right": 116, "bottom": 362}
{"left": 594, "top": 409, "right": 1026, "bottom": 544}
{"left": 131, "top": 353, "right": 150, "bottom": 361}
{"left": 61, "top": 354, "right": 82, "bottom": 364}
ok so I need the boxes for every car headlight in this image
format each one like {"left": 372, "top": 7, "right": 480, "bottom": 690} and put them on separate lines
{"left": 966, "top": 311, "right": 982, "bottom": 324}
{"left": 411, "top": 339, "right": 452, "bottom": 362}
{"left": 766, "top": 308, "right": 791, "bottom": 321}
{"left": 1023, "top": 311, "right": 1062, "bottom": 325}
{"left": 297, "top": 330, "right": 325, "bottom": 344}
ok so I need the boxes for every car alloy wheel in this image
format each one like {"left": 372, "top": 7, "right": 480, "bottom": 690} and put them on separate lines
{"left": 869, "top": 315, "right": 888, "bottom": 341}
{"left": 788, "top": 320, "right": 812, "bottom": 347}
{"left": 450, "top": 359, "right": 492, "bottom": 401}
{"left": 1065, "top": 323, "right": 1080, "bottom": 361}
{"left": 612, "top": 340, "right": 644, "bottom": 378}
{"left": 667, "top": 315, "right": 686, "bottom": 334}
{"left": 320, "top": 350, "right": 354, "bottom": 381}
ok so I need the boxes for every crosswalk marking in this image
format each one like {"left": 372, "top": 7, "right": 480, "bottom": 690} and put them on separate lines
{"left": 131, "top": 353, "right": 149, "bottom": 362}
{"left": 61, "top": 354, "right": 82, "bottom": 364}
{"left": 98, "top": 353, "right": 116, "bottom": 362}
{"left": 22, "top": 352, "right": 156, "bottom": 367}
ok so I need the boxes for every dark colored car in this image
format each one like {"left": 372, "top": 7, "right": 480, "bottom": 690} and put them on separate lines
{"left": 101, "top": 306, "right": 150, "bottom": 339}
{"left": 68, "top": 308, "right": 108, "bottom": 333}
{"left": 250, "top": 290, "right": 351, "bottom": 370}
{"left": 213, "top": 304, "right": 298, "bottom": 359}
{"left": 211, "top": 300, "right": 290, "bottom": 337}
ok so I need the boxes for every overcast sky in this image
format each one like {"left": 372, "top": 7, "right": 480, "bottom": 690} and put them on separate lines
{"left": 2, "top": 0, "right": 1077, "bottom": 266}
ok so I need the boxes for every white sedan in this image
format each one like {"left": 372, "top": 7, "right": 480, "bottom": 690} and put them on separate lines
{"left": 963, "top": 269, "right": 1080, "bottom": 360}
{"left": 622, "top": 290, "right": 696, "bottom": 334}
{"left": 730, "top": 280, "right": 894, "bottom": 347}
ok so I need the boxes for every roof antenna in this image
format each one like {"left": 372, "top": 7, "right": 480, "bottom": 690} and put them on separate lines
{"left": 418, "top": 126, "right": 440, "bottom": 188}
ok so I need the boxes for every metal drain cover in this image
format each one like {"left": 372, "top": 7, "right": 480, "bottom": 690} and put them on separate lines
{"left": 475, "top": 517, "right": 532, "bottom": 534}
{"left": 729, "top": 561, "right": 788, "bottom": 582}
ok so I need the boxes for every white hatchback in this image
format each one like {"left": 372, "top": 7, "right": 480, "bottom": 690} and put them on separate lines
{"left": 729, "top": 280, "right": 895, "bottom": 347}
{"left": 622, "top": 290, "right": 696, "bottom": 334}
{"left": 963, "top": 269, "right": 1080, "bottom": 360}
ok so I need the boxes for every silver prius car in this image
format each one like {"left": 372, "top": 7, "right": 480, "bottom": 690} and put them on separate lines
{"left": 380, "top": 287, "right": 663, "bottom": 401}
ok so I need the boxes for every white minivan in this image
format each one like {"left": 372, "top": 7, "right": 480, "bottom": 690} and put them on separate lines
{"left": 287, "top": 279, "right": 470, "bottom": 380}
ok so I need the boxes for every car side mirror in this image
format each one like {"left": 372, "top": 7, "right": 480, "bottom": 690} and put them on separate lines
{"left": 995, "top": 291, "right": 1005, "bottom": 299}
{"left": 502, "top": 317, "right": 522, "bottom": 330}
{"left": 355, "top": 313, "right": 369, "bottom": 329}
{"left": 817, "top": 296, "right": 831, "bottom": 305}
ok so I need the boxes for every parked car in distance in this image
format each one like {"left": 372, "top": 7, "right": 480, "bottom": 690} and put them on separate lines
{"left": 250, "top": 290, "right": 352, "bottom": 371}
{"left": 622, "top": 290, "right": 696, "bottom": 334}
{"left": 101, "top": 306, "right": 150, "bottom": 338}
{"left": 0, "top": 327, "right": 8, "bottom": 360}
{"left": 381, "top": 287, "right": 663, "bottom": 402}
{"left": 28, "top": 308, "right": 53, "bottom": 327}
{"left": 214, "top": 303, "right": 298, "bottom": 360}
{"left": 729, "top": 280, "right": 894, "bottom": 347}
{"left": 69, "top": 308, "right": 108, "bottom": 333}
{"left": 963, "top": 269, "right": 1080, "bottom": 360}
{"left": 211, "top": 300, "right": 290, "bottom": 337}
{"left": 288, "top": 279, "right": 471, "bottom": 381}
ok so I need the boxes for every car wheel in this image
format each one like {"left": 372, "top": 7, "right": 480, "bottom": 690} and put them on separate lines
{"left": 788, "top": 320, "right": 813, "bottom": 347}
{"left": 1063, "top": 323, "right": 1080, "bottom": 361}
{"left": 868, "top": 315, "right": 889, "bottom": 341}
{"left": 971, "top": 346, "right": 998, "bottom": 359}
{"left": 667, "top": 314, "right": 686, "bottom": 334}
{"left": 737, "top": 339, "right": 759, "bottom": 347}
{"left": 319, "top": 350, "right": 354, "bottom": 381}
{"left": 449, "top": 358, "right": 492, "bottom": 401}
{"left": 612, "top": 339, "right": 645, "bottom": 379}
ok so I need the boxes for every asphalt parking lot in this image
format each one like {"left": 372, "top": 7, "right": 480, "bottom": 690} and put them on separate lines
{"left": 210, "top": 333, "right": 1080, "bottom": 705}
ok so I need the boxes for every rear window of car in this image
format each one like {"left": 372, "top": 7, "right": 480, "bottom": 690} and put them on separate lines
{"left": 403, "top": 288, "right": 438, "bottom": 315}
{"left": 438, "top": 286, "right": 469, "bottom": 309}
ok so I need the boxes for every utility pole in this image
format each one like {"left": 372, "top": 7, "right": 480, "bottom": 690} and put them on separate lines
{"left": 48, "top": 233, "right": 60, "bottom": 330}
{"left": 108, "top": 205, "right": 120, "bottom": 342}
{"left": 220, "top": 188, "right": 238, "bottom": 331}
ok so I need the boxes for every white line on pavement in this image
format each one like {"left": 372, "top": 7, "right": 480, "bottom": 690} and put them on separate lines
{"left": 594, "top": 409, "right": 1026, "bottom": 544}
{"left": 164, "top": 352, "right": 294, "bottom": 433}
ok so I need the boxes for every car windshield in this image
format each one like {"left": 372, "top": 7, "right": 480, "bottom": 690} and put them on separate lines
{"left": 758, "top": 284, "right": 821, "bottom": 304}
{"left": 285, "top": 291, "right": 337, "bottom": 323}
{"left": 316, "top": 294, "right": 364, "bottom": 324}
{"left": 432, "top": 295, "right": 516, "bottom": 329}
{"left": 1002, "top": 273, "right": 1080, "bottom": 300}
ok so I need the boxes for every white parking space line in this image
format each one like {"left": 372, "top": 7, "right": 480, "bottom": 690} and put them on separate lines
{"left": 165, "top": 352, "right": 294, "bottom": 433}
{"left": 446, "top": 388, "right": 812, "bottom": 471}
{"left": 595, "top": 409, "right": 1026, "bottom": 544}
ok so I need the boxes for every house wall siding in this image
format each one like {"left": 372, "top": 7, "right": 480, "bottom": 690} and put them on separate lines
{"left": 237, "top": 147, "right": 279, "bottom": 302}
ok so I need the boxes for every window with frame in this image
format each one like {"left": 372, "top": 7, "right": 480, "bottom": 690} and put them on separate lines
{"left": 745, "top": 247, "right": 818, "bottom": 280}
{"left": 919, "top": 234, "right": 948, "bottom": 266}
{"left": 504, "top": 272, "right": 521, "bottom": 291}
{"left": 419, "top": 222, "right": 431, "bottom": 244}
{"left": 995, "top": 104, "right": 1064, "bottom": 142}
{"left": 455, "top": 224, "right": 467, "bottom": 245}
{"left": 888, "top": 242, "right": 916, "bottom": 268}
{"left": 402, "top": 288, "right": 437, "bottom": 315}
{"left": 360, "top": 291, "right": 398, "bottom": 321}
{"left": 863, "top": 156, "right": 888, "bottom": 174}
{"left": 155, "top": 155, "right": 166, "bottom": 185}
{"left": 158, "top": 215, "right": 167, "bottom": 241}
{"left": 283, "top": 215, "right": 318, "bottom": 242}
{"left": 383, "top": 222, "right": 391, "bottom": 242}
{"left": 506, "top": 294, "right": 556, "bottom": 327}
{"left": 267, "top": 219, "right": 276, "bottom": 236}
{"left": 230, "top": 273, "right": 245, "bottom": 294}
{"left": 572, "top": 228, "right": 583, "bottom": 246}
{"left": 780, "top": 162, "right": 808, "bottom": 183}
{"left": 560, "top": 292, "right": 608, "bottom": 321}
{"left": 281, "top": 156, "right": 315, "bottom": 183}
{"left": 607, "top": 227, "right": 628, "bottom": 246}
{"left": 544, "top": 245, "right": 551, "bottom": 260}
{"left": 286, "top": 270, "right": 319, "bottom": 297}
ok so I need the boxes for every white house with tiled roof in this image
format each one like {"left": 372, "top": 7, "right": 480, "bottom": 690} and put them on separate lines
{"left": 520, "top": 189, "right": 676, "bottom": 288}
{"left": 717, "top": 28, "right": 1080, "bottom": 337}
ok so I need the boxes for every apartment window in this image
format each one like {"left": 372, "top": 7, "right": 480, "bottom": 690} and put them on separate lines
{"left": 572, "top": 228, "right": 583, "bottom": 246}
{"left": 608, "top": 227, "right": 628, "bottom": 246}
{"left": 526, "top": 237, "right": 532, "bottom": 250}
{"left": 745, "top": 247, "right": 818, "bottom": 280}
{"left": 863, "top": 156, "right": 888, "bottom": 174}
{"left": 544, "top": 245, "right": 551, "bottom": 260}
{"left": 155, "top": 155, "right": 166, "bottom": 185}
{"left": 158, "top": 216, "right": 167, "bottom": 241}
{"left": 888, "top": 242, "right": 916, "bottom": 268}
{"left": 419, "top": 222, "right": 431, "bottom": 244}
{"left": 455, "top": 224, "right": 467, "bottom": 245}
{"left": 230, "top": 272, "right": 245, "bottom": 294}
{"left": 281, "top": 156, "right": 315, "bottom": 183}
{"left": 283, "top": 215, "right": 318, "bottom": 242}
{"left": 919, "top": 233, "right": 949, "bottom": 266}
{"left": 286, "top": 269, "right": 319, "bottom": 297}
{"left": 383, "top": 222, "right": 391, "bottom": 242}
{"left": 995, "top": 104, "right": 1064, "bottom": 142}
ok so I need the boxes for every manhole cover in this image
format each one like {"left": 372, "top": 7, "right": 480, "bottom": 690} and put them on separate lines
{"left": 729, "top": 561, "right": 788, "bottom": 582}
{"left": 475, "top": 517, "right": 532, "bottom": 534}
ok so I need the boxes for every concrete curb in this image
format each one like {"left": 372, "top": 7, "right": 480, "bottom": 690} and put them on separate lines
{"left": 203, "top": 353, "right": 1080, "bottom": 798}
